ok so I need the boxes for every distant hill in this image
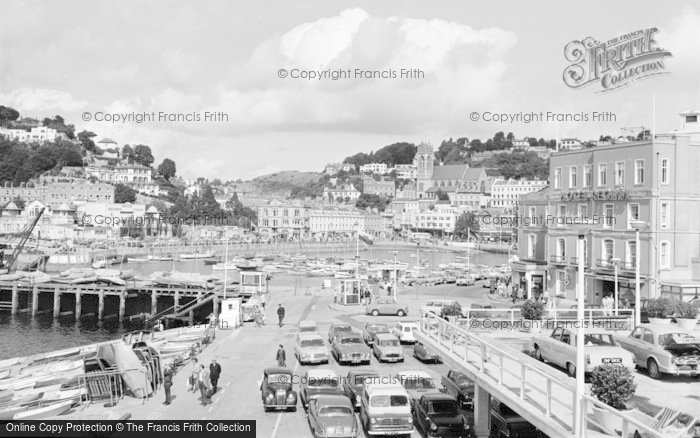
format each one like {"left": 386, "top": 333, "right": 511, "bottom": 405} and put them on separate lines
{"left": 249, "top": 171, "right": 324, "bottom": 198}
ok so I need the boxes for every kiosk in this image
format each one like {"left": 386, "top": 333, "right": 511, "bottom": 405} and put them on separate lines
{"left": 338, "top": 278, "right": 362, "bottom": 305}
{"left": 239, "top": 271, "right": 268, "bottom": 298}
{"left": 216, "top": 297, "right": 242, "bottom": 329}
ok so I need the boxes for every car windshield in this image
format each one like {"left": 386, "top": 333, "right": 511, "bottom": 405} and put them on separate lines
{"left": 300, "top": 326, "right": 316, "bottom": 332}
{"left": 301, "top": 339, "right": 324, "bottom": 348}
{"left": 584, "top": 334, "right": 616, "bottom": 346}
{"left": 371, "top": 395, "right": 408, "bottom": 407}
{"left": 379, "top": 339, "right": 399, "bottom": 347}
{"left": 307, "top": 377, "right": 337, "bottom": 387}
{"left": 335, "top": 326, "right": 352, "bottom": 333}
{"left": 341, "top": 336, "right": 362, "bottom": 344}
{"left": 429, "top": 400, "right": 460, "bottom": 416}
{"left": 319, "top": 406, "right": 353, "bottom": 416}
{"left": 659, "top": 333, "right": 697, "bottom": 345}
{"left": 368, "top": 324, "right": 388, "bottom": 332}
{"left": 267, "top": 374, "right": 291, "bottom": 384}
{"left": 401, "top": 377, "right": 435, "bottom": 390}
{"left": 454, "top": 375, "right": 471, "bottom": 388}
{"left": 404, "top": 327, "right": 412, "bottom": 332}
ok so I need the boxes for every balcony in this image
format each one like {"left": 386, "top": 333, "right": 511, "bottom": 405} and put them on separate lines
{"left": 570, "top": 257, "right": 588, "bottom": 267}
{"left": 550, "top": 255, "right": 567, "bottom": 264}
{"left": 596, "top": 259, "right": 614, "bottom": 269}
{"left": 619, "top": 261, "right": 636, "bottom": 271}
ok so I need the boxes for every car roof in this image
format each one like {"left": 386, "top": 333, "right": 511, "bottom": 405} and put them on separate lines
{"left": 347, "top": 370, "right": 379, "bottom": 378}
{"left": 396, "top": 322, "right": 418, "bottom": 327}
{"left": 365, "top": 381, "right": 406, "bottom": 392}
{"left": 397, "top": 370, "right": 432, "bottom": 379}
{"left": 314, "top": 395, "right": 353, "bottom": 407}
{"left": 299, "top": 320, "right": 317, "bottom": 327}
{"left": 559, "top": 327, "right": 615, "bottom": 335}
{"left": 265, "top": 367, "right": 292, "bottom": 375}
{"left": 427, "top": 299, "right": 456, "bottom": 304}
{"left": 375, "top": 333, "right": 398, "bottom": 339}
{"left": 331, "top": 323, "right": 352, "bottom": 328}
{"left": 298, "top": 332, "right": 323, "bottom": 340}
{"left": 420, "top": 393, "right": 457, "bottom": 402}
{"left": 366, "top": 322, "right": 389, "bottom": 328}
{"left": 306, "top": 369, "right": 338, "bottom": 379}
{"left": 636, "top": 323, "right": 692, "bottom": 334}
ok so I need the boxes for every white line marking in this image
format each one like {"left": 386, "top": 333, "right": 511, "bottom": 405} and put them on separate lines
{"left": 208, "top": 406, "right": 213, "bottom": 412}
{"left": 226, "top": 381, "right": 232, "bottom": 386}
{"left": 201, "top": 416, "right": 206, "bottom": 420}
{"left": 271, "top": 412, "right": 283, "bottom": 438}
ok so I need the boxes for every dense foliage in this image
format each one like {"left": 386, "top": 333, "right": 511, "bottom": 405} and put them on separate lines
{"left": 157, "top": 158, "right": 177, "bottom": 180}
{"left": 453, "top": 212, "right": 480, "bottom": 239}
{"left": 521, "top": 299, "right": 544, "bottom": 320}
{"left": 0, "top": 138, "right": 84, "bottom": 184}
{"left": 590, "top": 365, "right": 636, "bottom": 410}
{"left": 355, "top": 193, "right": 390, "bottom": 212}
{"left": 114, "top": 183, "right": 137, "bottom": 203}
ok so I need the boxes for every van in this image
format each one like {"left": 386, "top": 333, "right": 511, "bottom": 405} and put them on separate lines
{"left": 373, "top": 333, "right": 404, "bottom": 363}
{"left": 391, "top": 322, "right": 418, "bottom": 344}
{"left": 360, "top": 382, "right": 414, "bottom": 436}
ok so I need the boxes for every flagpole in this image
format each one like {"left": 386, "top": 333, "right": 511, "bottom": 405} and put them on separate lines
{"left": 355, "top": 222, "right": 359, "bottom": 278}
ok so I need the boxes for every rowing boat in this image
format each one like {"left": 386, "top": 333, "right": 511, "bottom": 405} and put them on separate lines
{"left": 13, "top": 400, "right": 74, "bottom": 420}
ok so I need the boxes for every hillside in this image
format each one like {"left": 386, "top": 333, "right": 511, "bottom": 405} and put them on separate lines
{"left": 249, "top": 171, "right": 324, "bottom": 198}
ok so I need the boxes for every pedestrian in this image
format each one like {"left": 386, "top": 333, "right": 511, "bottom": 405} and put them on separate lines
{"left": 163, "top": 368, "right": 173, "bottom": 405}
{"left": 198, "top": 364, "right": 212, "bottom": 405}
{"left": 188, "top": 358, "right": 199, "bottom": 392}
{"left": 517, "top": 286, "right": 524, "bottom": 301}
{"left": 155, "top": 319, "right": 164, "bottom": 332}
{"left": 276, "top": 344, "right": 286, "bottom": 367}
{"left": 366, "top": 290, "right": 372, "bottom": 305}
{"left": 209, "top": 359, "right": 221, "bottom": 395}
{"left": 602, "top": 294, "right": 613, "bottom": 316}
{"left": 387, "top": 284, "right": 392, "bottom": 297}
{"left": 277, "top": 304, "right": 285, "bottom": 327}
{"left": 254, "top": 306, "right": 262, "bottom": 328}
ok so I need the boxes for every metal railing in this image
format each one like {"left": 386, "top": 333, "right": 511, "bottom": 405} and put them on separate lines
{"left": 550, "top": 255, "right": 567, "bottom": 264}
{"left": 459, "top": 307, "right": 634, "bottom": 331}
{"left": 581, "top": 395, "right": 665, "bottom": 438}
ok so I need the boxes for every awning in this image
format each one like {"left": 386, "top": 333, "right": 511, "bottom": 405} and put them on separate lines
{"left": 595, "top": 273, "right": 647, "bottom": 285}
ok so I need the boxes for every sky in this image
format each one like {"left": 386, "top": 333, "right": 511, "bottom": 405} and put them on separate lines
{"left": 1, "top": 1, "right": 699, "bottom": 180}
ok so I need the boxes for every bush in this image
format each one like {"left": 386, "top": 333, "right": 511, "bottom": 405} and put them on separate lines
{"left": 441, "top": 302, "right": 463, "bottom": 319}
{"left": 590, "top": 365, "right": 636, "bottom": 410}
{"left": 675, "top": 300, "right": 699, "bottom": 319}
{"left": 521, "top": 299, "right": 544, "bottom": 320}
{"left": 646, "top": 297, "right": 677, "bottom": 319}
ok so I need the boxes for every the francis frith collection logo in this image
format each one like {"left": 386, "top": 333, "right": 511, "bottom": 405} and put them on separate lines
{"left": 563, "top": 28, "right": 672, "bottom": 93}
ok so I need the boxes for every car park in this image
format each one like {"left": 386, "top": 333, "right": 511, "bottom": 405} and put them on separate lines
{"left": 391, "top": 322, "right": 418, "bottom": 344}
{"left": 615, "top": 323, "right": 700, "bottom": 379}
{"left": 359, "top": 381, "right": 414, "bottom": 436}
{"left": 533, "top": 327, "right": 635, "bottom": 377}
{"left": 395, "top": 371, "right": 441, "bottom": 403}
{"left": 299, "top": 369, "right": 343, "bottom": 410}
{"left": 440, "top": 370, "right": 474, "bottom": 409}
{"left": 260, "top": 367, "right": 297, "bottom": 412}
{"left": 331, "top": 332, "right": 371, "bottom": 365}
{"left": 412, "top": 393, "right": 470, "bottom": 437}
{"left": 299, "top": 320, "right": 318, "bottom": 334}
{"left": 328, "top": 322, "right": 354, "bottom": 344}
{"left": 413, "top": 341, "right": 441, "bottom": 364}
{"left": 372, "top": 333, "right": 404, "bottom": 363}
{"left": 342, "top": 370, "right": 379, "bottom": 410}
{"left": 294, "top": 333, "right": 330, "bottom": 365}
{"left": 362, "top": 323, "right": 390, "bottom": 346}
{"left": 307, "top": 395, "right": 360, "bottom": 438}
{"left": 366, "top": 298, "right": 408, "bottom": 317}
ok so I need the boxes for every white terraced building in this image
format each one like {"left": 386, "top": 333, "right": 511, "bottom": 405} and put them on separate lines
{"left": 309, "top": 207, "right": 366, "bottom": 238}
{"left": 491, "top": 177, "right": 548, "bottom": 209}
{"left": 359, "top": 163, "right": 388, "bottom": 174}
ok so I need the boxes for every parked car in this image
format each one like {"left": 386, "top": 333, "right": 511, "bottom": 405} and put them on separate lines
{"left": 342, "top": 370, "right": 379, "bottom": 410}
{"left": 533, "top": 327, "right": 635, "bottom": 377}
{"left": 328, "top": 322, "right": 354, "bottom": 344}
{"left": 307, "top": 395, "right": 360, "bottom": 438}
{"left": 299, "top": 369, "right": 343, "bottom": 410}
{"left": 442, "top": 274, "right": 458, "bottom": 284}
{"left": 373, "top": 333, "right": 404, "bottom": 363}
{"left": 299, "top": 320, "right": 318, "bottom": 334}
{"left": 395, "top": 371, "right": 441, "bottom": 402}
{"left": 422, "top": 300, "right": 459, "bottom": 316}
{"left": 362, "top": 323, "right": 390, "bottom": 346}
{"left": 490, "top": 398, "right": 543, "bottom": 438}
{"left": 260, "top": 367, "right": 297, "bottom": 412}
{"left": 615, "top": 323, "right": 700, "bottom": 379}
{"left": 331, "top": 332, "right": 371, "bottom": 365}
{"left": 359, "top": 381, "right": 415, "bottom": 436}
{"left": 456, "top": 275, "right": 475, "bottom": 286}
{"left": 366, "top": 298, "right": 408, "bottom": 317}
{"left": 392, "top": 322, "right": 419, "bottom": 344}
{"left": 463, "top": 304, "right": 494, "bottom": 319}
{"left": 294, "top": 333, "right": 330, "bottom": 365}
{"left": 413, "top": 341, "right": 441, "bottom": 364}
{"left": 412, "top": 393, "right": 470, "bottom": 437}
{"left": 440, "top": 370, "right": 474, "bottom": 409}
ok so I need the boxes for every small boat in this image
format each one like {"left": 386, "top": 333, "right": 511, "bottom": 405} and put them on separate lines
{"left": 0, "top": 369, "right": 10, "bottom": 380}
{"left": 13, "top": 385, "right": 62, "bottom": 398}
{"left": 97, "top": 276, "right": 126, "bottom": 286}
{"left": 179, "top": 252, "right": 214, "bottom": 260}
{"left": 158, "top": 343, "right": 191, "bottom": 354}
{"left": 287, "top": 269, "right": 307, "bottom": 276}
{"left": 203, "top": 257, "right": 222, "bottom": 265}
{"left": 261, "top": 265, "right": 281, "bottom": 273}
{"left": 334, "top": 271, "right": 354, "bottom": 279}
{"left": 306, "top": 269, "right": 330, "bottom": 277}
{"left": 41, "top": 387, "right": 87, "bottom": 403}
{"left": 13, "top": 399, "right": 74, "bottom": 420}
{"left": 0, "top": 392, "right": 46, "bottom": 410}
{"left": 212, "top": 262, "right": 239, "bottom": 272}
{"left": 148, "top": 254, "right": 174, "bottom": 261}
{"left": 127, "top": 256, "right": 149, "bottom": 263}
{"left": 34, "top": 368, "right": 84, "bottom": 388}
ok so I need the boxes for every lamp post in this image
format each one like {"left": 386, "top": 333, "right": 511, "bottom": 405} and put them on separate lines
{"left": 575, "top": 232, "right": 586, "bottom": 436}
{"left": 630, "top": 220, "right": 648, "bottom": 327}
{"left": 391, "top": 250, "right": 399, "bottom": 301}
{"left": 611, "top": 257, "right": 621, "bottom": 316}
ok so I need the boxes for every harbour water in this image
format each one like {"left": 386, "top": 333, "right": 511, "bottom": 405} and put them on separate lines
{"left": 0, "top": 247, "right": 507, "bottom": 360}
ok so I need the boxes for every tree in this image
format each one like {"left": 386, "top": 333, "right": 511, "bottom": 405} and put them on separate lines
{"left": 114, "top": 183, "right": 137, "bottom": 203}
{"left": 435, "top": 189, "right": 449, "bottom": 201}
{"left": 0, "top": 106, "right": 20, "bottom": 126}
{"left": 157, "top": 158, "right": 177, "bottom": 180}
{"left": 211, "top": 178, "right": 222, "bottom": 186}
{"left": 454, "top": 212, "right": 480, "bottom": 240}
{"left": 132, "top": 145, "right": 154, "bottom": 167}
{"left": 12, "top": 197, "right": 25, "bottom": 211}
{"left": 77, "top": 130, "right": 98, "bottom": 153}
{"left": 42, "top": 115, "right": 75, "bottom": 139}
{"left": 355, "top": 193, "right": 390, "bottom": 212}
{"left": 122, "top": 145, "right": 134, "bottom": 163}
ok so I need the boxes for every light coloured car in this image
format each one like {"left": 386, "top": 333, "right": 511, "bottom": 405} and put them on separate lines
{"left": 391, "top": 322, "right": 418, "bottom": 344}
{"left": 299, "top": 320, "right": 318, "bottom": 334}
{"left": 421, "top": 300, "right": 459, "bottom": 316}
{"left": 362, "top": 323, "right": 390, "bottom": 347}
{"left": 615, "top": 323, "right": 700, "bottom": 379}
{"left": 359, "top": 381, "right": 414, "bottom": 436}
{"left": 372, "top": 333, "right": 404, "bottom": 363}
{"left": 307, "top": 395, "right": 360, "bottom": 438}
{"left": 295, "top": 333, "right": 330, "bottom": 365}
{"left": 328, "top": 322, "right": 354, "bottom": 344}
{"left": 366, "top": 298, "right": 408, "bottom": 317}
{"left": 395, "top": 371, "right": 441, "bottom": 403}
{"left": 331, "top": 332, "right": 371, "bottom": 365}
{"left": 456, "top": 275, "right": 475, "bottom": 286}
{"left": 533, "top": 327, "right": 635, "bottom": 377}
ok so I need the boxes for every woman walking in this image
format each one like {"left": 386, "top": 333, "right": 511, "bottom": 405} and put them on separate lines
{"left": 198, "top": 364, "right": 212, "bottom": 406}
{"left": 254, "top": 305, "right": 263, "bottom": 328}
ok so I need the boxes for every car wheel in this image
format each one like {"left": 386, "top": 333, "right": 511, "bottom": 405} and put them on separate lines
{"left": 263, "top": 406, "right": 270, "bottom": 412}
{"left": 397, "top": 309, "right": 406, "bottom": 317}
{"left": 371, "top": 309, "right": 379, "bottom": 316}
{"left": 648, "top": 358, "right": 663, "bottom": 380}
{"left": 534, "top": 346, "right": 544, "bottom": 362}
{"left": 567, "top": 362, "right": 576, "bottom": 378}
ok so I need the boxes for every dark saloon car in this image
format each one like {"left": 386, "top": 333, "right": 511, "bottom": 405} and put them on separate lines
{"left": 328, "top": 322, "right": 354, "bottom": 344}
{"left": 260, "top": 367, "right": 297, "bottom": 412}
{"left": 490, "top": 398, "right": 545, "bottom": 438}
{"left": 362, "top": 323, "right": 390, "bottom": 346}
{"left": 342, "top": 370, "right": 379, "bottom": 410}
{"left": 440, "top": 370, "right": 474, "bottom": 409}
{"left": 412, "top": 393, "right": 471, "bottom": 437}
{"left": 414, "top": 341, "right": 442, "bottom": 363}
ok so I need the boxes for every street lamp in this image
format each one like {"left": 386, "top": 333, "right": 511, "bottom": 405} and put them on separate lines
{"left": 611, "top": 257, "right": 621, "bottom": 316}
{"left": 390, "top": 250, "right": 399, "bottom": 301}
{"left": 630, "top": 220, "right": 648, "bottom": 327}
{"left": 575, "top": 232, "right": 586, "bottom": 436}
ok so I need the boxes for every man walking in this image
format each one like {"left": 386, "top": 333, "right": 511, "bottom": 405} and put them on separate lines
{"left": 276, "top": 344, "right": 286, "bottom": 367}
{"left": 163, "top": 368, "right": 173, "bottom": 405}
{"left": 209, "top": 359, "right": 221, "bottom": 395}
{"left": 188, "top": 358, "right": 199, "bottom": 392}
{"left": 277, "top": 304, "right": 285, "bottom": 327}
{"left": 198, "top": 364, "right": 212, "bottom": 406}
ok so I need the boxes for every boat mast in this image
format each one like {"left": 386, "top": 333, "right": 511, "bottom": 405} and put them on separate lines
{"left": 223, "top": 237, "right": 229, "bottom": 299}
{"left": 355, "top": 222, "right": 359, "bottom": 278}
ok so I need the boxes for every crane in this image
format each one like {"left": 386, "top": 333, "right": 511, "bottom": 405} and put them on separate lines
{"left": 1, "top": 207, "right": 45, "bottom": 272}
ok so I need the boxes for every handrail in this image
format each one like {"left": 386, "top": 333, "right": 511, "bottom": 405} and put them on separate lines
{"left": 581, "top": 395, "right": 665, "bottom": 438}
{"left": 147, "top": 285, "right": 222, "bottom": 323}
{"left": 459, "top": 308, "right": 634, "bottom": 331}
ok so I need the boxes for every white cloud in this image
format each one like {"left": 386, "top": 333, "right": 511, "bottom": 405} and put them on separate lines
{"left": 0, "top": 88, "right": 87, "bottom": 113}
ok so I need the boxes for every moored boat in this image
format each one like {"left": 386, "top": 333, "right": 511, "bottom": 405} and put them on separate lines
{"left": 12, "top": 399, "right": 74, "bottom": 420}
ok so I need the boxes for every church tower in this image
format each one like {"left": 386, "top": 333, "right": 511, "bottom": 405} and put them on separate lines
{"left": 413, "top": 142, "right": 434, "bottom": 198}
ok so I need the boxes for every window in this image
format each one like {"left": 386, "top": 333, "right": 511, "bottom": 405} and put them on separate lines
{"left": 578, "top": 204, "right": 588, "bottom": 221}
{"left": 556, "top": 238, "right": 566, "bottom": 259}
{"left": 554, "top": 168, "right": 562, "bottom": 189}
{"left": 660, "top": 203, "right": 669, "bottom": 228}
{"left": 583, "top": 165, "right": 592, "bottom": 188}
{"left": 626, "top": 241, "right": 637, "bottom": 268}
{"left": 615, "top": 161, "right": 625, "bottom": 186}
{"left": 598, "top": 163, "right": 607, "bottom": 187}
{"left": 556, "top": 271, "right": 566, "bottom": 296}
{"left": 627, "top": 203, "right": 640, "bottom": 228}
{"left": 602, "top": 239, "right": 614, "bottom": 262}
{"left": 634, "top": 160, "right": 644, "bottom": 184}
{"left": 604, "top": 204, "right": 614, "bottom": 228}
{"left": 528, "top": 207, "right": 536, "bottom": 226}
{"left": 660, "top": 241, "right": 670, "bottom": 269}
{"left": 557, "top": 205, "right": 566, "bottom": 227}
{"left": 569, "top": 166, "right": 578, "bottom": 188}
{"left": 661, "top": 158, "right": 669, "bottom": 184}
{"left": 528, "top": 234, "right": 536, "bottom": 259}
{"left": 583, "top": 238, "right": 588, "bottom": 264}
